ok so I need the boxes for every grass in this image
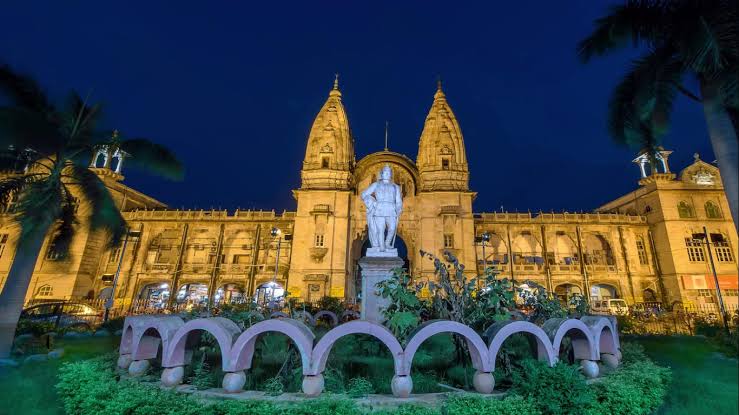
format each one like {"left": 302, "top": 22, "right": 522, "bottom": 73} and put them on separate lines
{"left": 0, "top": 334, "right": 736, "bottom": 414}
{"left": 628, "top": 335, "right": 739, "bottom": 415}
{"left": 0, "top": 336, "right": 119, "bottom": 415}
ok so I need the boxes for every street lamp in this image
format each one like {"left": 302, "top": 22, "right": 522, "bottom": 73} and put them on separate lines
{"left": 475, "top": 232, "right": 491, "bottom": 274}
{"left": 692, "top": 227, "right": 729, "bottom": 333}
{"left": 104, "top": 228, "right": 141, "bottom": 322}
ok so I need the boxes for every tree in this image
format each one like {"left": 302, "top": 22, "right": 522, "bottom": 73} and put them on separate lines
{"left": 578, "top": 0, "right": 738, "bottom": 233}
{"left": 0, "top": 64, "right": 183, "bottom": 358}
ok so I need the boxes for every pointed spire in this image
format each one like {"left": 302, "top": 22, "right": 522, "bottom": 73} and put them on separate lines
{"left": 434, "top": 76, "right": 445, "bottom": 100}
{"left": 330, "top": 73, "right": 341, "bottom": 97}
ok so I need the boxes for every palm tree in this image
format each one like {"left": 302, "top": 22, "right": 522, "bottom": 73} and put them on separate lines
{"left": 578, "top": 0, "right": 738, "bottom": 232}
{"left": 0, "top": 64, "right": 184, "bottom": 358}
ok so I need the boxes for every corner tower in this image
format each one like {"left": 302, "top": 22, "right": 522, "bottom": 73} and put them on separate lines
{"left": 290, "top": 77, "right": 356, "bottom": 303}
{"left": 416, "top": 82, "right": 469, "bottom": 192}
{"left": 301, "top": 76, "right": 355, "bottom": 190}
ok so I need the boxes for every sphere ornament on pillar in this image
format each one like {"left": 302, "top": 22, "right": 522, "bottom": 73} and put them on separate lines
{"left": 128, "top": 359, "right": 150, "bottom": 377}
{"left": 361, "top": 164, "right": 403, "bottom": 257}
{"left": 601, "top": 353, "right": 619, "bottom": 369}
{"left": 580, "top": 359, "right": 600, "bottom": 379}
{"left": 161, "top": 366, "right": 185, "bottom": 387}
{"left": 391, "top": 375, "right": 413, "bottom": 398}
{"left": 302, "top": 374, "right": 324, "bottom": 397}
{"left": 222, "top": 371, "right": 247, "bottom": 393}
{"left": 117, "top": 353, "right": 133, "bottom": 370}
{"left": 472, "top": 371, "right": 495, "bottom": 394}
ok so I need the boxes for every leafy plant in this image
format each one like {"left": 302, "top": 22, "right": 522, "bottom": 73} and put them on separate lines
{"left": 262, "top": 376, "right": 284, "bottom": 396}
{"left": 518, "top": 280, "right": 567, "bottom": 324}
{"left": 511, "top": 359, "right": 595, "bottom": 415}
{"left": 346, "top": 376, "right": 374, "bottom": 398}
{"left": 376, "top": 268, "right": 425, "bottom": 342}
{"left": 444, "top": 395, "right": 542, "bottom": 415}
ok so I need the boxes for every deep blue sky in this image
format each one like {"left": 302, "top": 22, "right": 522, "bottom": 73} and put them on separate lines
{"left": 1, "top": 1, "right": 714, "bottom": 213}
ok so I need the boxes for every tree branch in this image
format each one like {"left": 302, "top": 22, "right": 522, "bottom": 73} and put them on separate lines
{"left": 674, "top": 82, "right": 703, "bottom": 103}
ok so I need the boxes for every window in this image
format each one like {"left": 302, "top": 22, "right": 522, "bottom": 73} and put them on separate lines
{"left": 722, "top": 289, "right": 739, "bottom": 297}
{"left": 441, "top": 158, "right": 450, "bottom": 170}
{"left": 108, "top": 247, "right": 121, "bottom": 264}
{"left": 635, "top": 238, "right": 648, "bottom": 265}
{"left": 0, "top": 233, "right": 8, "bottom": 258}
{"left": 705, "top": 201, "right": 722, "bottom": 219}
{"left": 697, "top": 289, "right": 712, "bottom": 297}
{"left": 685, "top": 238, "right": 705, "bottom": 262}
{"left": 314, "top": 234, "right": 325, "bottom": 247}
{"left": 443, "top": 233, "right": 454, "bottom": 248}
{"left": 321, "top": 157, "right": 329, "bottom": 168}
{"left": 711, "top": 234, "right": 734, "bottom": 263}
{"left": 46, "top": 242, "right": 60, "bottom": 260}
{"left": 37, "top": 284, "right": 53, "bottom": 297}
{"left": 677, "top": 201, "right": 694, "bottom": 218}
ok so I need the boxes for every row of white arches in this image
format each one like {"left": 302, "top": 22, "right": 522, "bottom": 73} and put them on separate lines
{"left": 118, "top": 314, "right": 621, "bottom": 397}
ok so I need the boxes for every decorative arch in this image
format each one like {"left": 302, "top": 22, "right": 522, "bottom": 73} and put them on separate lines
{"left": 122, "top": 315, "right": 184, "bottom": 361}
{"left": 292, "top": 310, "right": 316, "bottom": 326}
{"left": 580, "top": 316, "right": 620, "bottom": 355}
{"left": 542, "top": 318, "right": 598, "bottom": 361}
{"left": 402, "top": 320, "right": 491, "bottom": 375}
{"left": 486, "top": 320, "right": 556, "bottom": 371}
{"left": 582, "top": 233, "right": 615, "bottom": 265}
{"left": 161, "top": 317, "right": 241, "bottom": 368}
{"left": 547, "top": 233, "right": 579, "bottom": 266}
{"left": 354, "top": 151, "right": 421, "bottom": 196}
{"left": 308, "top": 320, "right": 404, "bottom": 376}
{"left": 677, "top": 201, "right": 695, "bottom": 218}
{"left": 228, "top": 319, "right": 315, "bottom": 373}
{"left": 705, "top": 201, "right": 722, "bottom": 218}
{"left": 511, "top": 232, "right": 543, "bottom": 265}
{"left": 340, "top": 310, "right": 360, "bottom": 322}
{"left": 314, "top": 310, "right": 339, "bottom": 327}
{"left": 270, "top": 311, "right": 289, "bottom": 319}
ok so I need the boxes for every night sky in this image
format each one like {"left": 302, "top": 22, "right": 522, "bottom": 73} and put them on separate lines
{"left": 1, "top": 1, "right": 714, "bottom": 213}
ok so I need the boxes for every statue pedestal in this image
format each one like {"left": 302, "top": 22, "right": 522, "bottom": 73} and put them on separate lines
{"left": 359, "top": 255, "right": 404, "bottom": 323}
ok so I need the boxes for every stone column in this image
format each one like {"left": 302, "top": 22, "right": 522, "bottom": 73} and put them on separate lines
{"left": 359, "top": 255, "right": 404, "bottom": 323}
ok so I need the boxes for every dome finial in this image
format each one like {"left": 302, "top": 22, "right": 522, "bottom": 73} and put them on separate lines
{"left": 329, "top": 73, "right": 342, "bottom": 97}
{"left": 434, "top": 75, "right": 445, "bottom": 100}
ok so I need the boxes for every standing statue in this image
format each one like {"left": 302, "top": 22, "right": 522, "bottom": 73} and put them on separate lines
{"left": 361, "top": 164, "right": 403, "bottom": 254}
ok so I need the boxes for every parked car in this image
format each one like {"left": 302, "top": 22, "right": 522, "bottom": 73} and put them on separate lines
{"left": 20, "top": 302, "right": 102, "bottom": 330}
{"left": 591, "top": 299, "right": 629, "bottom": 316}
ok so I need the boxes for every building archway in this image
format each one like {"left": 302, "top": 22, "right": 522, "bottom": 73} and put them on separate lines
{"left": 554, "top": 283, "right": 582, "bottom": 304}
{"left": 590, "top": 283, "right": 618, "bottom": 301}
{"left": 175, "top": 283, "right": 209, "bottom": 308}
{"left": 138, "top": 282, "right": 171, "bottom": 309}
{"left": 216, "top": 283, "right": 245, "bottom": 305}
{"left": 254, "top": 281, "right": 285, "bottom": 307}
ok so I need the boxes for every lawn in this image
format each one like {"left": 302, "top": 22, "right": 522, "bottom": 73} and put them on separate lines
{"left": 629, "top": 335, "right": 738, "bottom": 415}
{"left": 0, "top": 336, "right": 119, "bottom": 415}
{"left": 0, "top": 334, "right": 736, "bottom": 414}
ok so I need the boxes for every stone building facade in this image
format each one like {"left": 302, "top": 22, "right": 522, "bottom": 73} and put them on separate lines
{"left": 0, "top": 80, "right": 736, "bottom": 310}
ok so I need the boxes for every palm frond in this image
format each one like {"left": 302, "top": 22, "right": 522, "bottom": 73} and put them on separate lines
{"left": 577, "top": 0, "right": 668, "bottom": 62}
{"left": 0, "top": 107, "right": 64, "bottom": 153}
{"left": 119, "top": 138, "right": 184, "bottom": 180}
{"left": 0, "top": 64, "right": 53, "bottom": 114}
{"left": 608, "top": 47, "right": 682, "bottom": 147}
{"left": 47, "top": 184, "right": 80, "bottom": 260}
{"left": 67, "top": 164, "right": 126, "bottom": 247}
{"left": 15, "top": 177, "right": 64, "bottom": 238}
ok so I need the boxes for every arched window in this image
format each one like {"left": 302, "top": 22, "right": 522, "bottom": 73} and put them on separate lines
{"left": 705, "top": 201, "right": 722, "bottom": 219}
{"left": 677, "top": 201, "right": 694, "bottom": 218}
{"left": 635, "top": 237, "right": 648, "bottom": 265}
{"left": 37, "top": 284, "right": 53, "bottom": 297}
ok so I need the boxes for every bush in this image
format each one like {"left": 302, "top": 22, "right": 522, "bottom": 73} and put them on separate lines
{"left": 262, "top": 376, "right": 284, "bottom": 396}
{"left": 15, "top": 320, "right": 56, "bottom": 337}
{"left": 588, "top": 360, "right": 671, "bottom": 415}
{"left": 511, "top": 359, "right": 594, "bottom": 415}
{"left": 346, "top": 376, "right": 374, "bottom": 398}
{"left": 98, "top": 316, "right": 125, "bottom": 333}
{"left": 618, "top": 341, "right": 647, "bottom": 365}
{"left": 443, "top": 395, "right": 541, "bottom": 415}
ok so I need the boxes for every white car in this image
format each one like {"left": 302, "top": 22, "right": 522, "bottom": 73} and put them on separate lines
{"left": 591, "top": 299, "right": 629, "bottom": 316}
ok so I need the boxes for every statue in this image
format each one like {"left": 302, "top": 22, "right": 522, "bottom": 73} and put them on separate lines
{"left": 361, "top": 164, "right": 403, "bottom": 255}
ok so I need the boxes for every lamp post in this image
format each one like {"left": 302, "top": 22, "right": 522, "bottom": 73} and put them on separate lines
{"left": 475, "top": 232, "right": 491, "bottom": 275}
{"left": 692, "top": 227, "right": 729, "bottom": 334}
{"left": 266, "top": 227, "right": 282, "bottom": 306}
{"left": 104, "top": 228, "right": 141, "bottom": 322}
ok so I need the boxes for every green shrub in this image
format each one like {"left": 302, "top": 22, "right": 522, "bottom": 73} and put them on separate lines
{"left": 618, "top": 341, "right": 646, "bottom": 365}
{"left": 323, "top": 367, "right": 345, "bottom": 393}
{"left": 262, "top": 376, "right": 284, "bottom": 396}
{"left": 511, "top": 359, "right": 594, "bottom": 415}
{"left": 346, "top": 376, "right": 374, "bottom": 398}
{"left": 588, "top": 359, "right": 671, "bottom": 415}
{"left": 15, "top": 319, "right": 56, "bottom": 337}
{"left": 190, "top": 359, "right": 218, "bottom": 390}
{"left": 443, "top": 395, "right": 541, "bottom": 415}
{"left": 98, "top": 316, "right": 125, "bottom": 333}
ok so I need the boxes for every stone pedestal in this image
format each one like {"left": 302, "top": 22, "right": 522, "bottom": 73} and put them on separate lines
{"left": 359, "top": 255, "right": 404, "bottom": 323}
